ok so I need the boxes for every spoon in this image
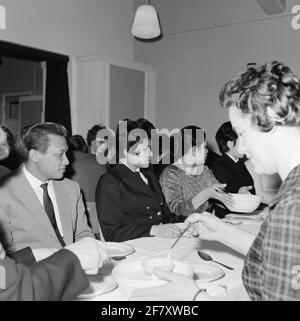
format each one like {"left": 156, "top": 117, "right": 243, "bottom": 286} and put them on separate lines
{"left": 169, "top": 223, "right": 192, "bottom": 250}
{"left": 197, "top": 250, "right": 234, "bottom": 270}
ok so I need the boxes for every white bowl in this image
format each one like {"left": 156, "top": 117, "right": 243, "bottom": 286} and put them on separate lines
{"left": 227, "top": 193, "right": 262, "bottom": 213}
{"left": 112, "top": 259, "right": 193, "bottom": 298}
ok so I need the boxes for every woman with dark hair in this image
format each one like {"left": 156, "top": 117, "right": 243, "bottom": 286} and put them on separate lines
{"left": 95, "top": 119, "right": 186, "bottom": 242}
{"left": 159, "top": 125, "right": 233, "bottom": 217}
{"left": 132, "top": 61, "right": 300, "bottom": 301}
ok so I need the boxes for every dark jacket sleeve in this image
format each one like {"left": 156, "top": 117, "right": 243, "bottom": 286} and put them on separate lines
{"left": 0, "top": 249, "right": 88, "bottom": 301}
{"left": 8, "top": 247, "right": 37, "bottom": 267}
{"left": 96, "top": 174, "right": 154, "bottom": 242}
{"left": 212, "top": 162, "right": 240, "bottom": 193}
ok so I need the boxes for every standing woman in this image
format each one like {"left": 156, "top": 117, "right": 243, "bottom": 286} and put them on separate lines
{"left": 159, "top": 126, "right": 233, "bottom": 217}
{"left": 132, "top": 61, "right": 300, "bottom": 301}
{"left": 95, "top": 119, "right": 186, "bottom": 242}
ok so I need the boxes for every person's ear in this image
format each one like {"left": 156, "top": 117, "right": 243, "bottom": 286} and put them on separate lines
{"left": 227, "top": 141, "right": 234, "bottom": 150}
{"left": 29, "top": 149, "right": 41, "bottom": 162}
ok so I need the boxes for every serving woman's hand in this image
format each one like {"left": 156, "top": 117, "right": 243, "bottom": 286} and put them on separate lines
{"left": 185, "top": 212, "right": 229, "bottom": 242}
{"left": 150, "top": 224, "right": 181, "bottom": 238}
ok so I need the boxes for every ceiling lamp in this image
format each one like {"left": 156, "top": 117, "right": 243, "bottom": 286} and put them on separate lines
{"left": 131, "top": 1, "right": 161, "bottom": 39}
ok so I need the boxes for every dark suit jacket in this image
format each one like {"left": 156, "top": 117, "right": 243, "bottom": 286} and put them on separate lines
{"left": 211, "top": 154, "right": 255, "bottom": 194}
{"left": 0, "top": 249, "right": 88, "bottom": 301}
{"left": 95, "top": 164, "right": 185, "bottom": 242}
{"left": 211, "top": 154, "right": 255, "bottom": 217}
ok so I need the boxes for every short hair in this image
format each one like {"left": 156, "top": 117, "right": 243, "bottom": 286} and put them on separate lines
{"left": 68, "top": 135, "right": 88, "bottom": 153}
{"left": 116, "top": 119, "right": 150, "bottom": 161}
{"left": 219, "top": 61, "right": 300, "bottom": 132}
{"left": 215, "top": 121, "right": 238, "bottom": 154}
{"left": 17, "top": 122, "right": 68, "bottom": 162}
{"left": 173, "top": 125, "right": 206, "bottom": 162}
{"left": 86, "top": 124, "right": 106, "bottom": 146}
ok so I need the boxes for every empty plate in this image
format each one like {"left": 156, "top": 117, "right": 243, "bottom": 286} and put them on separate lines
{"left": 77, "top": 274, "right": 117, "bottom": 299}
{"left": 104, "top": 242, "right": 135, "bottom": 258}
{"left": 225, "top": 214, "right": 263, "bottom": 223}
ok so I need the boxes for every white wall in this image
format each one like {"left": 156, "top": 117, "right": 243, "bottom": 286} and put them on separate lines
{"left": 0, "top": 0, "right": 134, "bottom": 60}
{"left": 133, "top": 0, "right": 300, "bottom": 151}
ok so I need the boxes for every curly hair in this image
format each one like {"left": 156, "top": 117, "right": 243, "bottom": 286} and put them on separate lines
{"left": 219, "top": 61, "right": 300, "bottom": 132}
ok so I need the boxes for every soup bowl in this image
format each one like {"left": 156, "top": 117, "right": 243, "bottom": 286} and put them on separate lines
{"left": 112, "top": 259, "right": 193, "bottom": 298}
{"left": 226, "top": 193, "right": 262, "bottom": 213}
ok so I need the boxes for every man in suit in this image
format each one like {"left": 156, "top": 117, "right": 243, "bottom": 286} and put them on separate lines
{"left": 0, "top": 237, "right": 108, "bottom": 301}
{"left": 0, "top": 122, "right": 94, "bottom": 260}
{"left": 212, "top": 121, "right": 255, "bottom": 217}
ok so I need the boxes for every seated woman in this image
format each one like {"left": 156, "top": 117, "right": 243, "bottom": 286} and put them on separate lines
{"left": 159, "top": 126, "right": 233, "bottom": 217}
{"left": 95, "top": 119, "right": 186, "bottom": 242}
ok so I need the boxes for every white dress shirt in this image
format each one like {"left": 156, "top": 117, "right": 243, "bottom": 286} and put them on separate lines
{"left": 226, "top": 152, "right": 239, "bottom": 163}
{"left": 23, "top": 165, "right": 64, "bottom": 236}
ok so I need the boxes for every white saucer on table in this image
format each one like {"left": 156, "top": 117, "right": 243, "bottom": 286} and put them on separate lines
{"left": 104, "top": 242, "right": 135, "bottom": 258}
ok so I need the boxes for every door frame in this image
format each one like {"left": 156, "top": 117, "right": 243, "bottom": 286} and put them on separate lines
{"left": 71, "top": 54, "right": 156, "bottom": 134}
{"left": 19, "top": 95, "right": 44, "bottom": 131}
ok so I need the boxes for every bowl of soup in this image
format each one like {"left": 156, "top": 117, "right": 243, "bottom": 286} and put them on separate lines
{"left": 112, "top": 259, "right": 193, "bottom": 298}
{"left": 226, "top": 193, "right": 262, "bottom": 213}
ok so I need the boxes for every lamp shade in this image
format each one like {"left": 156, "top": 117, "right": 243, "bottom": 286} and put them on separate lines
{"left": 131, "top": 5, "right": 161, "bottom": 39}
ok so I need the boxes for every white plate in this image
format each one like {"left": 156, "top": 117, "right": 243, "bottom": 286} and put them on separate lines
{"left": 77, "top": 274, "right": 118, "bottom": 299}
{"left": 104, "top": 242, "right": 135, "bottom": 258}
{"left": 189, "top": 263, "right": 225, "bottom": 284}
{"left": 225, "top": 214, "right": 263, "bottom": 222}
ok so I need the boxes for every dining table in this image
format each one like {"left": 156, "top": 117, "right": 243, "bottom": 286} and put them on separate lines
{"left": 78, "top": 217, "right": 263, "bottom": 301}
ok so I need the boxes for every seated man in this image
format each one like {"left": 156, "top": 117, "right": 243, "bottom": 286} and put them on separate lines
{"left": 0, "top": 237, "right": 108, "bottom": 301}
{"left": 0, "top": 122, "right": 94, "bottom": 260}
{"left": 212, "top": 121, "right": 255, "bottom": 217}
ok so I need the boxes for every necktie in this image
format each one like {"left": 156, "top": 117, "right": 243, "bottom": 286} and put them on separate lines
{"left": 40, "top": 183, "right": 65, "bottom": 247}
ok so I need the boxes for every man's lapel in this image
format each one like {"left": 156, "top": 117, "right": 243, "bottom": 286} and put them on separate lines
{"left": 52, "top": 181, "right": 73, "bottom": 244}
{"left": 12, "top": 170, "right": 59, "bottom": 243}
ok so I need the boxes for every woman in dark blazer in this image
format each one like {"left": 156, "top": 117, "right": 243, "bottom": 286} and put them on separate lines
{"left": 95, "top": 119, "right": 186, "bottom": 242}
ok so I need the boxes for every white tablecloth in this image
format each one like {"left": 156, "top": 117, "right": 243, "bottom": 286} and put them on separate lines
{"left": 82, "top": 221, "right": 261, "bottom": 301}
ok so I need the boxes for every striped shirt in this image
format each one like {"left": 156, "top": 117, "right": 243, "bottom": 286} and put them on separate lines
{"left": 242, "top": 164, "right": 300, "bottom": 300}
